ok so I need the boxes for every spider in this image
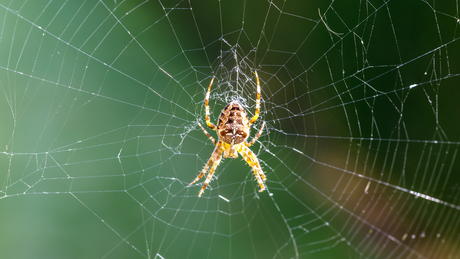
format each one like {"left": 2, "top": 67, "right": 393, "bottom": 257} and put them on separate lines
{"left": 190, "top": 71, "right": 267, "bottom": 197}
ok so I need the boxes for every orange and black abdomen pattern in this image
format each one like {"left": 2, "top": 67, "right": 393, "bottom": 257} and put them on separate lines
{"left": 217, "top": 102, "right": 250, "bottom": 145}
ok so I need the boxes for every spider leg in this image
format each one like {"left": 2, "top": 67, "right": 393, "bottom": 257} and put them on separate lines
{"left": 198, "top": 122, "right": 217, "bottom": 145}
{"left": 189, "top": 143, "right": 224, "bottom": 197}
{"left": 205, "top": 77, "right": 217, "bottom": 130}
{"left": 246, "top": 121, "right": 265, "bottom": 147}
{"left": 189, "top": 155, "right": 213, "bottom": 187}
{"left": 249, "top": 71, "right": 261, "bottom": 125}
{"left": 238, "top": 144, "right": 267, "bottom": 192}
{"left": 198, "top": 152, "right": 222, "bottom": 197}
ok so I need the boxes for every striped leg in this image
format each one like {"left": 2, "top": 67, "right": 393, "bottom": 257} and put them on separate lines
{"left": 189, "top": 156, "right": 213, "bottom": 187}
{"left": 198, "top": 122, "right": 217, "bottom": 145}
{"left": 205, "top": 77, "right": 217, "bottom": 130}
{"left": 238, "top": 144, "right": 267, "bottom": 192}
{"left": 246, "top": 121, "right": 265, "bottom": 147}
{"left": 198, "top": 150, "right": 223, "bottom": 197}
{"left": 249, "top": 71, "right": 261, "bottom": 125}
{"left": 189, "top": 144, "right": 224, "bottom": 197}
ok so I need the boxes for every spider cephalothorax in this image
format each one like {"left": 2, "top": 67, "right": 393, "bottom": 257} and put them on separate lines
{"left": 189, "top": 72, "right": 267, "bottom": 197}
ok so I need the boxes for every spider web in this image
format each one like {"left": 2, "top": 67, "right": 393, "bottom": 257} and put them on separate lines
{"left": 1, "top": 0, "right": 460, "bottom": 258}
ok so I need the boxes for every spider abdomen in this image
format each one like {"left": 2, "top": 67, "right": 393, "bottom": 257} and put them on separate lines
{"left": 217, "top": 102, "right": 250, "bottom": 145}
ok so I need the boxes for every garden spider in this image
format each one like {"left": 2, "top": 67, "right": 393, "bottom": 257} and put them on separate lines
{"left": 190, "top": 71, "right": 267, "bottom": 197}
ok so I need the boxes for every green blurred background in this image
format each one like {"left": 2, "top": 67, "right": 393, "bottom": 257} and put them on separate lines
{"left": 1, "top": 0, "right": 459, "bottom": 258}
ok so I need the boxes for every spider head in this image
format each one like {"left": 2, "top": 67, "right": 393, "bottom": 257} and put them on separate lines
{"left": 217, "top": 102, "right": 250, "bottom": 145}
